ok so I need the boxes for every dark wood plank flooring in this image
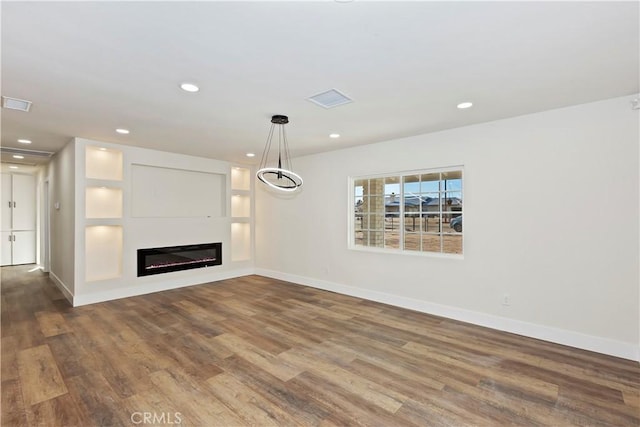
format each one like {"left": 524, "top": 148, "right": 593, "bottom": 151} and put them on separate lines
{"left": 2, "top": 265, "right": 639, "bottom": 426}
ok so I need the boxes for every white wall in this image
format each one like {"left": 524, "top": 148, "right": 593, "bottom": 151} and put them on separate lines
{"left": 255, "top": 95, "right": 640, "bottom": 360}
{"left": 35, "top": 165, "right": 47, "bottom": 269}
{"left": 48, "top": 141, "right": 76, "bottom": 297}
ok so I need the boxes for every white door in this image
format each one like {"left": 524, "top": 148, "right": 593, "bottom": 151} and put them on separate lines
{"left": 12, "top": 231, "right": 36, "bottom": 265}
{"left": 12, "top": 174, "right": 36, "bottom": 230}
{"left": 1, "top": 174, "right": 11, "bottom": 231}
{"left": 1, "top": 231, "right": 12, "bottom": 266}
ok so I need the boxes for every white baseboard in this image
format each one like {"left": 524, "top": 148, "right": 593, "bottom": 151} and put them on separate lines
{"left": 72, "top": 268, "right": 254, "bottom": 307}
{"left": 49, "top": 271, "right": 74, "bottom": 305}
{"left": 255, "top": 268, "right": 640, "bottom": 362}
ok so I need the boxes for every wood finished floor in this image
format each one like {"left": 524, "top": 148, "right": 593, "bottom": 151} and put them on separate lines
{"left": 2, "top": 265, "right": 639, "bottom": 427}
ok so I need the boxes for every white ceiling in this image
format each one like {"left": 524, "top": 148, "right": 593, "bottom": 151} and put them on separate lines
{"left": 2, "top": 1, "right": 638, "bottom": 166}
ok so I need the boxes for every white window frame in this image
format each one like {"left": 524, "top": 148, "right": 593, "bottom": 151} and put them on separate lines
{"left": 348, "top": 166, "right": 464, "bottom": 258}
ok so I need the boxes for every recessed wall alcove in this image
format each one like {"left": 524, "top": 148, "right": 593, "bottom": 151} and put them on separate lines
{"left": 131, "top": 164, "right": 225, "bottom": 218}
{"left": 48, "top": 137, "right": 254, "bottom": 307}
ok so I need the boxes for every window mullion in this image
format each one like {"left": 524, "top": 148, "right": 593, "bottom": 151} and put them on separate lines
{"left": 439, "top": 174, "right": 444, "bottom": 253}
{"left": 400, "top": 176, "right": 405, "bottom": 251}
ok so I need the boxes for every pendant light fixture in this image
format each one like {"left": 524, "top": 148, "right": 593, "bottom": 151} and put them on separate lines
{"left": 256, "top": 115, "right": 303, "bottom": 193}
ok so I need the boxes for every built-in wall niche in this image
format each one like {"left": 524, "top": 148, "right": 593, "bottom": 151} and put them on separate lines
{"left": 86, "top": 146, "right": 123, "bottom": 181}
{"left": 231, "top": 166, "right": 251, "bottom": 261}
{"left": 231, "top": 222, "right": 251, "bottom": 261}
{"left": 85, "top": 225, "right": 123, "bottom": 282}
{"left": 231, "top": 194, "right": 250, "bottom": 218}
{"left": 86, "top": 187, "right": 123, "bottom": 218}
{"left": 131, "top": 164, "right": 225, "bottom": 218}
{"left": 231, "top": 167, "right": 251, "bottom": 191}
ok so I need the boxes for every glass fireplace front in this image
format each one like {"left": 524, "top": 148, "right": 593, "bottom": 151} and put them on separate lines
{"left": 137, "top": 242, "right": 222, "bottom": 277}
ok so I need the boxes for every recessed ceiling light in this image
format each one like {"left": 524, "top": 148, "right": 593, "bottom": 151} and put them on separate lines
{"left": 116, "top": 128, "right": 130, "bottom": 134}
{"left": 180, "top": 83, "right": 200, "bottom": 93}
{"left": 329, "top": 133, "right": 341, "bottom": 139}
{"left": 12, "top": 155, "right": 24, "bottom": 159}
{"left": 99, "top": 147, "right": 107, "bottom": 151}
{"left": 246, "top": 153, "right": 255, "bottom": 158}
{"left": 9, "top": 166, "right": 19, "bottom": 169}
{"left": 457, "top": 102, "right": 473, "bottom": 109}
{"left": 17, "top": 139, "right": 32, "bottom": 144}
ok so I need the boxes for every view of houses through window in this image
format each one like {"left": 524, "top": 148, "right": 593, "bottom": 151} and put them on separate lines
{"left": 353, "top": 168, "right": 463, "bottom": 255}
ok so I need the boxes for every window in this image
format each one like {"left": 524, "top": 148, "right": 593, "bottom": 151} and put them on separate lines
{"left": 352, "top": 168, "right": 463, "bottom": 255}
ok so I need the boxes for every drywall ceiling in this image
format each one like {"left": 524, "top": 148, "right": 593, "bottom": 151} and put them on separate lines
{"left": 1, "top": 1, "right": 638, "bottom": 166}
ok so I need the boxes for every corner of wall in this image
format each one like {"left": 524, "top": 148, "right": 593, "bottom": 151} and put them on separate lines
{"left": 48, "top": 270, "right": 74, "bottom": 306}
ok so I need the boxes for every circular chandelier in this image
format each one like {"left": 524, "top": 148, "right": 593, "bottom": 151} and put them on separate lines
{"left": 256, "top": 115, "right": 303, "bottom": 193}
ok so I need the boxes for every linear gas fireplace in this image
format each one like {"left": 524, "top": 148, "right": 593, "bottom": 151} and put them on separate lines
{"left": 137, "top": 242, "right": 222, "bottom": 277}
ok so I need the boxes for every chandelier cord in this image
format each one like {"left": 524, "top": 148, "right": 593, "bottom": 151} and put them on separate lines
{"left": 277, "top": 124, "right": 283, "bottom": 179}
{"left": 282, "top": 125, "right": 293, "bottom": 172}
{"left": 259, "top": 123, "right": 276, "bottom": 170}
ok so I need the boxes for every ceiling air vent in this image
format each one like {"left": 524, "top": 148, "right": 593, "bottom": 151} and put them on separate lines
{"left": 307, "top": 89, "right": 353, "bottom": 109}
{"left": 1, "top": 147, "right": 53, "bottom": 158}
{"left": 1, "top": 96, "right": 32, "bottom": 112}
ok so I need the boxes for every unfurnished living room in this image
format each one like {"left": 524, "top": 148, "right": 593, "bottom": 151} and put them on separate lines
{"left": 1, "top": 1, "right": 639, "bottom": 426}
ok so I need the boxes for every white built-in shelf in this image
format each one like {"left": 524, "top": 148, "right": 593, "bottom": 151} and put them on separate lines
{"left": 231, "top": 222, "right": 251, "bottom": 261}
{"left": 231, "top": 194, "right": 250, "bottom": 218}
{"left": 86, "top": 187, "right": 123, "bottom": 219}
{"left": 85, "top": 178, "right": 123, "bottom": 188}
{"left": 85, "top": 225, "right": 123, "bottom": 282}
{"left": 85, "top": 145, "right": 124, "bottom": 283}
{"left": 86, "top": 146, "right": 123, "bottom": 181}
{"left": 231, "top": 167, "right": 251, "bottom": 191}
{"left": 230, "top": 217, "right": 250, "bottom": 224}
{"left": 84, "top": 218, "right": 122, "bottom": 227}
{"left": 230, "top": 166, "right": 252, "bottom": 261}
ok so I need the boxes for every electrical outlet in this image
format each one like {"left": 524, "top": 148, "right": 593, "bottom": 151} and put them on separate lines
{"left": 502, "top": 293, "right": 510, "bottom": 306}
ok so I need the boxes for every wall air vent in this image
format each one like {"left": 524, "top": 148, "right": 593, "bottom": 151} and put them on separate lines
{"left": 1, "top": 96, "right": 32, "bottom": 112}
{"left": 0, "top": 147, "right": 54, "bottom": 158}
{"left": 307, "top": 88, "right": 353, "bottom": 109}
